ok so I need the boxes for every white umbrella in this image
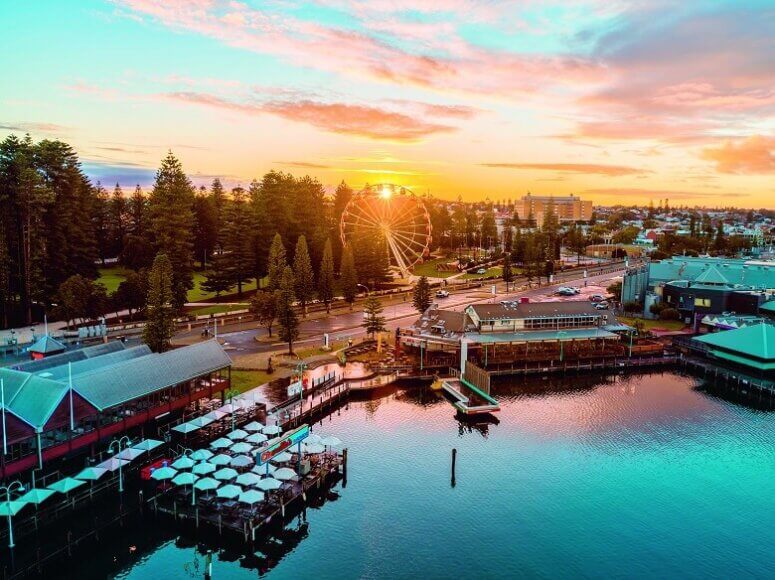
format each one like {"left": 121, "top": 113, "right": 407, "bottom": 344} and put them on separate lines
{"left": 273, "top": 467, "right": 297, "bottom": 481}
{"left": 192, "top": 462, "right": 216, "bottom": 475}
{"left": 151, "top": 466, "right": 178, "bottom": 481}
{"left": 172, "top": 472, "right": 198, "bottom": 486}
{"left": 74, "top": 467, "right": 109, "bottom": 481}
{"left": 252, "top": 463, "right": 276, "bottom": 475}
{"left": 97, "top": 457, "right": 129, "bottom": 472}
{"left": 270, "top": 452, "right": 293, "bottom": 464}
{"left": 230, "top": 442, "right": 253, "bottom": 454}
{"left": 171, "top": 456, "right": 196, "bottom": 470}
{"left": 210, "top": 437, "right": 232, "bottom": 449}
{"left": 235, "top": 472, "right": 261, "bottom": 486}
{"left": 230, "top": 455, "right": 254, "bottom": 468}
{"left": 132, "top": 439, "right": 164, "bottom": 452}
{"left": 256, "top": 477, "right": 282, "bottom": 491}
{"left": 303, "top": 443, "right": 325, "bottom": 454}
{"left": 189, "top": 416, "right": 214, "bottom": 428}
{"left": 190, "top": 449, "right": 213, "bottom": 462}
{"left": 203, "top": 409, "right": 228, "bottom": 421}
{"left": 246, "top": 432, "right": 268, "bottom": 444}
{"left": 172, "top": 422, "right": 200, "bottom": 434}
{"left": 213, "top": 467, "right": 239, "bottom": 481}
{"left": 262, "top": 425, "right": 282, "bottom": 435}
{"left": 116, "top": 447, "right": 146, "bottom": 461}
{"left": 227, "top": 429, "right": 248, "bottom": 441}
{"left": 210, "top": 454, "right": 232, "bottom": 466}
{"left": 321, "top": 435, "right": 343, "bottom": 448}
{"left": 194, "top": 477, "right": 219, "bottom": 492}
{"left": 216, "top": 484, "right": 243, "bottom": 499}
{"left": 305, "top": 433, "right": 323, "bottom": 444}
{"left": 238, "top": 489, "right": 265, "bottom": 505}
{"left": 243, "top": 421, "right": 264, "bottom": 432}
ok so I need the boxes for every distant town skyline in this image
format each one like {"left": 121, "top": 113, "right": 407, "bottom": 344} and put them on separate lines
{"left": 1, "top": 1, "right": 773, "bottom": 206}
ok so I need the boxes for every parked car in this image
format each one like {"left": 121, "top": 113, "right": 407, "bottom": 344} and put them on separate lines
{"left": 595, "top": 302, "right": 609, "bottom": 310}
{"left": 476, "top": 268, "right": 487, "bottom": 275}
{"left": 557, "top": 287, "right": 575, "bottom": 296}
{"left": 590, "top": 294, "right": 605, "bottom": 302}
{"left": 435, "top": 290, "right": 450, "bottom": 298}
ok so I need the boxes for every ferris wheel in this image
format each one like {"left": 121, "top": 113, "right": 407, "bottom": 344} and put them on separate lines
{"left": 339, "top": 183, "right": 432, "bottom": 277}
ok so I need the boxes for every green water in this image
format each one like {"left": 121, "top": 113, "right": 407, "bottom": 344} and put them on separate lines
{"left": 73, "top": 372, "right": 775, "bottom": 578}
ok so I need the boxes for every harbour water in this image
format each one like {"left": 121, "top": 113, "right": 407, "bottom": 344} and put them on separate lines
{"left": 50, "top": 372, "right": 775, "bottom": 578}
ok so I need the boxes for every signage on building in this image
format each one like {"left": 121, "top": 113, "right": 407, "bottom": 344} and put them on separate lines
{"left": 257, "top": 424, "right": 309, "bottom": 465}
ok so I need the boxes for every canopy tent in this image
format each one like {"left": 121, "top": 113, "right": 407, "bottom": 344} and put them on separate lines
{"left": 216, "top": 484, "right": 243, "bottom": 499}
{"left": 48, "top": 477, "right": 86, "bottom": 494}
{"left": 190, "top": 449, "right": 214, "bottom": 462}
{"left": 238, "top": 489, "right": 265, "bottom": 505}
{"left": 75, "top": 467, "right": 109, "bottom": 481}
{"left": 131, "top": 439, "right": 164, "bottom": 452}
{"left": 192, "top": 462, "right": 217, "bottom": 475}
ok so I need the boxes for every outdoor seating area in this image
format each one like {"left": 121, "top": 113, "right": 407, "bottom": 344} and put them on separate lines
{"left": 153, "top": 424, "right": 345, "bottom": 539}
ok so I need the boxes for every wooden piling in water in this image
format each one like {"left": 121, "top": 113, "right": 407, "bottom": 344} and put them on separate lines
{"left": 451, "top": 448, "right": 457, "bottom": 487}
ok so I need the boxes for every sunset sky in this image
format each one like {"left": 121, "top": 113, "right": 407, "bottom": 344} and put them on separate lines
{"left": 1, "top": 1, "right": 773, "bottom": 206}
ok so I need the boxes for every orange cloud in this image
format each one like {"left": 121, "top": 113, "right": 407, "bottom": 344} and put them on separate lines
{"left": 481, "top": 162, "right": 648, "bottom": 176}
{"left": 163, "top": 92, "right": 456, "bottom": 142}
{"left": 701, "top": 135, "right": 775, "bottom": 174}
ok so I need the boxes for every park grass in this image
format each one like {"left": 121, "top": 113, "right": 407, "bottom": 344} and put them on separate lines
{"left": 229, "top": 369, "right": 273, "bottom": 393}
{"left": 97, "top": 266, "right": 132, "bottom": 294}
{"left": 412, "top": 257, "right": 458, "bottom": 279}
{"left": 462, "top": 266, "right": 503, "bottom": 280}
{"left": 619, "top": 316, "right": 686, "bottom": 332}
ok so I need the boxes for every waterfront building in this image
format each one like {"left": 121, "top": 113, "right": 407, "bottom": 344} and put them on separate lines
{"left": 0, "top": 339, "right": 231, "bottom": 479}
{"left": 27, "top": 335, "right": 66, "bottom": 360}
{"left": 693, "top": 322, "right": 775, "bottom": 376}
{"left": 622, "top": 257, "right": 775, "bottom": 318}
{"left": 401, "top": 301, "right": 627, "bottom": 370}
{"left": 520, "top": 193, "right": 592, "bottom": 224}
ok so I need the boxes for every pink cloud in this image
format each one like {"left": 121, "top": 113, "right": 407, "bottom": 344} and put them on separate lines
{"left": 481, "top": 162, "right": 648, "bottom": 176}
{"left": 701, "top": 135, "right": 775, "bottom": 174}
{"left": 162, "top": 91, "right": 456, "bottom": 141}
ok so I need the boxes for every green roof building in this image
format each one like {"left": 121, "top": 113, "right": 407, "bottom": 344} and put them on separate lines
{"left": 693, "top": 323, "right": 775, "bottom": 373}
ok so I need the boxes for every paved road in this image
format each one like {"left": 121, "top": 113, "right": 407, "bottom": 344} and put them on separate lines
{"left": 219, "top": 268, "right": 624, "bottom": 357}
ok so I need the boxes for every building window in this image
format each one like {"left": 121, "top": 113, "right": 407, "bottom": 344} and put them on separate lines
{"left": 694, "top": 298, "right": 711, "bottom": 307}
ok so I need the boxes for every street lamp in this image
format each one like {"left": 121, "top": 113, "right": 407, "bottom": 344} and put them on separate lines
{"left": 1, "top": 480, "right": 25, "bottom": 548}
{"left": 179, "top": 448, "right": 197, "bottom": 506}
{"left": 224, "top": 388, "right": 239, "bottom": 433}
{"left": 356, "top": 283, "right": 369, "bottom": 296}
{"left": 108, "top": 436, "right": 131, "bottom": 493}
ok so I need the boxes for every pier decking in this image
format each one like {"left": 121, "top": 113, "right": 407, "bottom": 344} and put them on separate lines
{"left": 440, "top": 377, "right": 500, "bottom": 414}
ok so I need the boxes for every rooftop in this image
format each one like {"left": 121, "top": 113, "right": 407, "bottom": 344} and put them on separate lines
{"left": 468, "top": 301, "right": 604, "bottom": 320}
{"left": 694, "top": 323, "right": 774, "bottom": 362}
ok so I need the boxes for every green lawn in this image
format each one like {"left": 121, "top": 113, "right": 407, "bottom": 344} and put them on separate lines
{"left": 619, "top": 316, "right": 687, "bottom": 332}
{"left": 97, "top": 266, "right": 133, "bottom": 294}
{"left": 412, "top": 257, "right": 459, "bottom": 278}
{"left": 229, "top": 369, "right": 273, "bottom": 393}
{"left": 462, "top": 266, "right": 503, "bottom": 280}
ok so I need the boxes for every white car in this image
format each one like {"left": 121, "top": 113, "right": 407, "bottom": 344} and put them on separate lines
{"left": 595, "top": 302, "right": 609, "bottom": 310}
{"left": 435, "top": 290, "right": 450, "bottom": 298}
{"left": 476, "top": 268, "right": 487, "bottom": 275}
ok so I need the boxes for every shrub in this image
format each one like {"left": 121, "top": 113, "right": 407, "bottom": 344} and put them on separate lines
{"left": 659, "top": 307, "right": 681, "bottom": 321}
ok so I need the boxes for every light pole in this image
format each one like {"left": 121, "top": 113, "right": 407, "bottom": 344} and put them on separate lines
{"left": 108, "top": 436, "right": 131, "bottom": 494}
{"left": 224, "top": 388, "right": 239, "bottom": 432}
{"left": 180, "top": 448, "right": 197, "bottom": 506}
{"left": 558, "top": 330, "right": 566, "bottom": 362}
{"left": 1, "top": 480, "right": 24, "bottom": 548}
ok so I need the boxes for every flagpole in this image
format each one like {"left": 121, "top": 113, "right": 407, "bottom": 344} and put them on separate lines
{"left": 1, "top": 378, "right": 7, "bottom": 456}
{"left": 69, "top": 362, "right": 74, "bottom": 432}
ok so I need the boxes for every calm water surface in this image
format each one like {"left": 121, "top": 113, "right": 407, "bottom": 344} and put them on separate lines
{"left": 78, "top": 372, "right": 774, "bottom": 579}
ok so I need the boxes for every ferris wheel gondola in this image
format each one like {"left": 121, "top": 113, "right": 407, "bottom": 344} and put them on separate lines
{"left": 339, "top": 184, "right": 432, "bottom": 278}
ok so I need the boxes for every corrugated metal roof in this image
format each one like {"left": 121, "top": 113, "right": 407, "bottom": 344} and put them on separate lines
{"left": 29, "top": 335, "right": 66, "bottom": 354}
{"left": 72, "top": 340, "right": 232, "bottom": 411}
{"left": 470, "top": 301, "right": 603, "bottom": 319}
{"left": 761, "top": 301, "right": 775, "bottom": 314}
{"left": 36, "top": 345, "right": 152, "bottom": 381}
{"left": 0, "top": 368, "right": 68, "bottom": 428}
{"left": 694, "top": 323, "right": 774, "bottom": 361}
{"left": 14, "top": 341, "right": 126, "bottom": 373}
{"left": 649, "top": 258, "right": 775, "bottom": 289}
{"left": 694, "top": 266, "right": 730, "bottom": 285}
{"left": 469, "top": 328, "right": 619, "bottom": 343}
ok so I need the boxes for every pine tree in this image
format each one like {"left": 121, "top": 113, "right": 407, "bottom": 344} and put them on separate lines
{"left": 318, "top": 238, "right": 335, "bottom": 313}
{"left": 412, "top": 276, "right": 432, "bottom": 314}
{"left": 129, "top": 185, "right": 146, "bottom": 235}
{"left": 502, "top": 253, "right": 514, "bottom": 289}
{"left": 276, "top": 266, "right": 299, "bottom": 354}
{"left": 219, "top": 187, "right": 255, "bottom": 296}
{"left": 249, "top": 291, "right": 277, "bottom": 337}
{"left": 143, "top": 253, "right": 175, "bottom": 352}
{"left": 200, "top": 252, "right": 234, "bottom": 298}
{"left": 267, "top": 233, "right": 287, "bottom": 292}
{"left": 340, "top": 245, "right": 358, "bottom": 309}
{"left": 293, "top": 235, "right": 315, "bottom": 316}
{"left": 93, "top": 181, "right": 110, "bottom": 264}
{"left": 148, "top": 151, "right": 195, "bottom": 310}
{"left": 193, "top": 185, "right": 218, "bottom": 267}
{"left": 109, "top": 183, "right": 127, "bottom": 258}
{"left": 362, "top": 296, "right": 386, "bottom": 338}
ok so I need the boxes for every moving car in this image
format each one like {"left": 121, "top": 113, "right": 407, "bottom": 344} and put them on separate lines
{"left": 435, "top": 290, "right": 450, "bottom": 298}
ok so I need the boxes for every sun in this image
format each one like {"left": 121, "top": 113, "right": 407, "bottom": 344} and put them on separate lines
{"left": 380, "top": 185, "right": 392, "bottom": 199}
